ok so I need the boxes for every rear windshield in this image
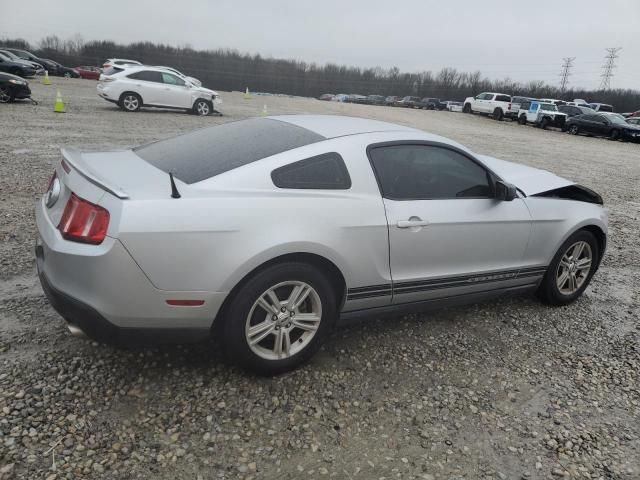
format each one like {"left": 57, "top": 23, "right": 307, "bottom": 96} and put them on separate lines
{"left": 134, "top": 118, "right": 325, "bottom": 184}
{"left": 102, "top": 66, "right": 123, "bottom": 76}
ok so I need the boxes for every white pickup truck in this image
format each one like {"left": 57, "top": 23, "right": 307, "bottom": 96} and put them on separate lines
{"left": 516, "top": 100, "right": 568, "bottom": 130}
{"left": 463, "top": 92, "right": 517, "bottom": 120}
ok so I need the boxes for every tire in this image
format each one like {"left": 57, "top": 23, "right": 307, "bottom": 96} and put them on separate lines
{"left": 540, "top": 118, "right": 549, "bottom": 130}
{"left": 221, "top": 262, "right": 337, "bottom": 375}
{"left": 493, "top": 108, "right": 503, "bottom": 121}
{"left": 537, "top": 230, "right": 599, "bottom": 306}
{"left": 568, "top": 125, "right": 580, "bottom": 135}
{"left": 0, "top": 86, "right": 14, "bottom": 103}
{"left": 119, "top": 92, "right": 141, "bottom": 112}
{"left": 518, "top": 115, "right": 527, "bottom": 125}
{"left": 192, "top": 99, "right": 211, "bottom": 116}
{"left": 64, "top": 72, "right": 71, "bottom": 78}
{"left": 463, "top": 103, "right": 472, "bottom": 114}
{"left": 609, "top": 129, "right": 620, "bottom": 141}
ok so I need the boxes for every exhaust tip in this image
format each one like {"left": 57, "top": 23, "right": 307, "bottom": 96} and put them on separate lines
{"left": 67, "top": 323, "right": 88, "bottom": 339}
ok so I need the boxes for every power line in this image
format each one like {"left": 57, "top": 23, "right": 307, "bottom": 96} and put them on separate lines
{"left": 599, "top": 47, "right": 622, "bottom": 90}
{"left": 559, "top": 57, "right": 575, "bottom": 94}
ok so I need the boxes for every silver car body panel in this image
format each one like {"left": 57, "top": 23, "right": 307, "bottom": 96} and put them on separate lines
{"left": 36, "top": 115, "right": 608, "bottom": 335}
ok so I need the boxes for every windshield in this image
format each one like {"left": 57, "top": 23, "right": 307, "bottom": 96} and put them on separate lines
{"left": 608, "top": 115, "right": 628, "bottom": 125}
{"left": 540, "top": 104, "right": 557, "bottom": 111}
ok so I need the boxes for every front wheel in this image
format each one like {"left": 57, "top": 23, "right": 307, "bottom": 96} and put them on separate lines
{"left": 193, "top": 99, "right": 211, "bottom": 116}
{"left": 518, "top": 115, "right": 527, "bottom": 125}
{"left": 221, "top": 262, "right": 337, "bottom": 375}
{"left": 0, "top": 86, "right": 14, "bottom": 103}
{"left": 64, "top": 72, "right": 72, "bottom": 78}
{"left": 568, "top": 125, "right": 580, "bottom": 135}
{"left": 540, "top": 118, "right": 549, "bottom": 130}
{"left": 609, "top": 129, "right": 620, "bottom": 141}
{"left": 537, "top": 230, "right": 599, "bottom": 306}
{"left": 463, "top": 103, "right": 472, "bottom": 114}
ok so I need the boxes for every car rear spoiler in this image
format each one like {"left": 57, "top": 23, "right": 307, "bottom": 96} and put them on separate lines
{"left": 61, "top": 147, "right": 129, "bottom": 199}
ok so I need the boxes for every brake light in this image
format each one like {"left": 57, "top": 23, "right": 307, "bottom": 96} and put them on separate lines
{"left": 61, "top": 158, "right": 71, "bottom": 173}
{"left": 58, "top": 193, "right": 110, "bottom": 245}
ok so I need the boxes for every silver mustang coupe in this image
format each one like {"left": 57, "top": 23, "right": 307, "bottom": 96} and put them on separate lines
{"left": 36, "top": 115, "right": 607, "bottom": 374}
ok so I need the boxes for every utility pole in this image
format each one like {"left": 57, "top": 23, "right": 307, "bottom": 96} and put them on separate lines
{"left": 559, "top": 57, "right": 575, "bottom": 95}
{"left": 599, "top": 47, "right": 622, "bottom": 90}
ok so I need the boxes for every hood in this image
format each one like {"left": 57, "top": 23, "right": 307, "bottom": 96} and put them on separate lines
{"left": 477, "top": 154, "right": 574, "bottom": 196}
{"left": 195, "top": 86, "right": 218, "bottom": 97}
{"left": 0, "top": 71, "right": 28, "bottom": 82}
{"left": 623, "top": 123, "right": 640, "bottom": 131}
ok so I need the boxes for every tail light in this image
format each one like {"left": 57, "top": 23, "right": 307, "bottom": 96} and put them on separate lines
{"left": 101, "top": 77, "right": 115, "bottom": 82}
{"left": 508, "top": 103, "right": 512, "bottom": 111}
{"left": 58, "top": 193, "right": 110, "bottom": 245}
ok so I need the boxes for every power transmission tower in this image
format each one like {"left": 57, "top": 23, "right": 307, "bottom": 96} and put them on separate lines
{"left": 599, "top": 47, "right": 622, "bottom": 90}
{"left": 559, "top": 57, "right": 575, "bottom": 94}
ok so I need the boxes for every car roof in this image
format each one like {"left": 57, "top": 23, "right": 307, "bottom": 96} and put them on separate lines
{"left": 270, "top": 115, "right": 419, "bottom": 139}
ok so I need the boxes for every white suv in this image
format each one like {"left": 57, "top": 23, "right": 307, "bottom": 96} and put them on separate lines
{"left": 97, "top": 66, "right": 221, "bottom": 115}
{"left": 463, "top": 92, "right": 517, "bottom": 120}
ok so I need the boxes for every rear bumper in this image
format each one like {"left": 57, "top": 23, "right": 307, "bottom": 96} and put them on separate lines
{"left": 37, "top": 262, "right": 209, "bottom": 345}
{"left": 35, "top": 196, "right": 226, "bottom": 344}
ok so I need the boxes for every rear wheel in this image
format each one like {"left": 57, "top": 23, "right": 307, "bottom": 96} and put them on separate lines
{"left": 193, "top": 99, "right": 211, "bottom": 116}
{"left": 221, "top": 262, "right": 337, "bottom": 375}
{"left": 493, "top": 108, "right": 503, "bottom": 121}
{"left": 568, "top": 124, "right": 580, "bottom": 135}
{"left": 537, "top": 230, "right": 599, "bottom": 306}
{"left": 0, "top": 86, "right": 14, "bottom": 103}
{"left": 119, "top": 93, "right": 141, "bottom": 112}
{"left": 64, "top": 72, "right": 72, "bottom": 78}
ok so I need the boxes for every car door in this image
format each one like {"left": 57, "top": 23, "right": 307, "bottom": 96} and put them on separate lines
{"left": 158, "top": 72, "right": 191, "bottom": 108}
{"left": 368, "top": 143, "right": 533, "bottom": 304}
{"left": 593, "top": 115, "right": 611, "bottom": 136}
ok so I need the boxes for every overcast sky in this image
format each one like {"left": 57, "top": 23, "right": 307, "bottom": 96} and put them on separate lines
{"left": 2, "top": 0, "right": 639, "bottom": 90}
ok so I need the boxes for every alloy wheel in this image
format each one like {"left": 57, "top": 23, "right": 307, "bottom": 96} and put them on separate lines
{"left": 555, "top": 241, "right": 592, "bottom": 295}
{"left": 569, "top": 125, "right": 579, "bottom": 135}
{"left": 0, "top": 87, "right": 10, "bottom": 103}
{"left": 245, "top": 281, "right": 322, "bottom": 360}
{"left": 196, "top": 101, "right": 210, "bottom": 116}
{"left": 123, "top": 95, "right": 139, "bottom": 111}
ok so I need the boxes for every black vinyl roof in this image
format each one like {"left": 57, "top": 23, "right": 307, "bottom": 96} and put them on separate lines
{"left": 134, "top": 118, "right": 325, "bottom": 184}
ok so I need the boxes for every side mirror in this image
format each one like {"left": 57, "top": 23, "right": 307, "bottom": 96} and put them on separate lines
{"left": 495, "top": 180, "right": 517, "bottom": 201}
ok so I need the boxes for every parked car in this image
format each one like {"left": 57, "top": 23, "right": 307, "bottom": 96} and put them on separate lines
{"left": 97, "top": 66, "right": 221, "bottom": 115}
{"left": 0, "top": 72, "right": 31, "bottom": 103}
{"left": 154, "top": 66, "right": 202, "bottom": 87}
{"left": 517, "top": 101, "right": 568, "bottom": 129}
{"left": 397, "top": 96, "right": 422, "bottom": 108}
{"left": 589, "top": 103, "right": 614, "bottom": 112}
{"left": 36, "top": 115, "right": 607, "bottom": 374}
{"left": 318, "top": 94, "right": 334, "bottom": 101}
{"left": 558, "top": 105, "right": 596, "bottom": 118}
{"left": 2, "top": 48, "right": 58, "bottom": 74}
{"left": 347, "top": 94, "right": 367, "bottom": 103}
{"left": 331, "top": 94, "right": 349, "bottom": 102}
{"left": 445, "top": 101, "right": 463, "bottom": 112}
{"left": 0, "top": 51, "right": 37, "bottom": 77}
{"left": 0, "top": 49, "right": 43, "bottom": 75}
{"left": 364, "top": 95, "right": 386, "bottom": 105}
{"left": 419, "top": 98, "right": 447, "bottom": 110}
{"left": 565, "top": 113, "right": 640, "bottom": 141}
{"left": 74, "top": 66, "right": 102, "bottom": 80}
{"left": 463, "top": 92, "right": 517, "bottom": 120}
{"left": 538, "top": 98, "right": 566, "bottom": 106}
{"left": 385, "top": 96, "right": 400, "bottom": 106}
{"left": 102, "top": 58, "right": 142, "bottom": 69}
{"left": 50, "top": 61, "right": 80, "bottom": 78}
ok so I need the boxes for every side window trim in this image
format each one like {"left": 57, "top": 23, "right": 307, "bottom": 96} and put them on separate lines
{"left": 366, "top": 141, "right": 500, "bottom": 201}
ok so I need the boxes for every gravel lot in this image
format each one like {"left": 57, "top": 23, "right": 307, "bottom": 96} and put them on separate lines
{"left": 1, "top": 78, "right": 639, "bottom": 480}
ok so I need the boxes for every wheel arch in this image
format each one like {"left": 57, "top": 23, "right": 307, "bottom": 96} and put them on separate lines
{"left": 580, "top": 224, "right": 607, "bottom": 266}
{"left": 212, "top": 251, "right": 347, "bottom": 331}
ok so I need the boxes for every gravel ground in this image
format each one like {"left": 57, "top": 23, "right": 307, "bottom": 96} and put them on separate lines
{"left": 1, "top": 78, "right": 638, "bottom": 480}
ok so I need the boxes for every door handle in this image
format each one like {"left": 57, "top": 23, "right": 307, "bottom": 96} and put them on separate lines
{"left": 397, "top": 218, "right": 430, "bottom": 228}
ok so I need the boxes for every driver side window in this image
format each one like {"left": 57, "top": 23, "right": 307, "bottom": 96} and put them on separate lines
{"left": 161, "top": 73, "right": 185, "bottom": 86}
{"left": 369, "top": 145, "right": 492, "bottom": 200}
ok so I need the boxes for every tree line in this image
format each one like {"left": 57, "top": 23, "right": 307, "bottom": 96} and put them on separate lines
{"left": 2, "top": 35, "right": 639, "bottom": 111}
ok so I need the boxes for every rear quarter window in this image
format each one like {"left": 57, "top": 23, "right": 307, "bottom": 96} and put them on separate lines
{"left": 271, "top": 153, "right": 351, "bottom": 189}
